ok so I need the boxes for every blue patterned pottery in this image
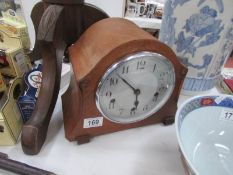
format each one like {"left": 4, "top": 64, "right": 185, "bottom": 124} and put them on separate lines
{"left": 159, "top": 0, "right": 233, "bottom": 94}
{"left": 176, "top": 95, "right": 233, "bottom": 174}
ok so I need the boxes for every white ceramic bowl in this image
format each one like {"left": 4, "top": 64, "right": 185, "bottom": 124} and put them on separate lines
{"left": 175, "top": 95, "right": 233, "bottom": 175}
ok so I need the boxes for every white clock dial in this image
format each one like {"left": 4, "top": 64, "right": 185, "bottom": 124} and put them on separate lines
{"left": 96, "top": 52, "right": 175, "bottom": 123}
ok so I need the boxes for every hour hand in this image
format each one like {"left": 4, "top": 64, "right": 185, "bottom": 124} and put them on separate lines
{"left": 134, "top": 100, "right": 139, "bottom": 109}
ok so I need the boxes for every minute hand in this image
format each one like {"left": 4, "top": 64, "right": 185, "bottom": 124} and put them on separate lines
{"left": 117, "top": 74, "right": 140, "bottom": 109}
{"left": 117, "top": 74, "right": 136, "bottom": 91}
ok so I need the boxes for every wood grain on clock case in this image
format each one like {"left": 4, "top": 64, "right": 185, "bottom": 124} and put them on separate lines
{"left": 62, "top": 18, "right": 188, "bottom": 143}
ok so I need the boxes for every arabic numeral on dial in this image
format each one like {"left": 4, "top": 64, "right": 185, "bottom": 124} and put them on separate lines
{"left": 160, "top": 72, "right": 165, "bottom": 77}
{"left": 105, "top": 91, "right": 112, "bottom": 97}
{"left": 109, "top": 98, "right": 116, "bottom": 109}
{"left": 153, "top": 92, "right": 159, "bottom": 102}
{"left": 110, "top": 77, "right": 118, "bottom": 86}
{"left": 130, "top": 107, "right": 136, "bottom": 115}
{"left": 160, "top": 71, "right": 169, "bottom": 78}
{"left": 153, "top": 64, "right": 156, "bottom": 72}
{"left": 119, "top": 108, "right": 124, "bottom": 115}
{"left": 137, "top": 60, "right": 146, "bottom": 70}
{"left": 122, "top": 66, "right": 129, "bottom": 74}
{"left": 143, "top": 105, "right": 149, "bottom": 111}
{"left": 159, "top": 85, "right": 167, "bottom": 92}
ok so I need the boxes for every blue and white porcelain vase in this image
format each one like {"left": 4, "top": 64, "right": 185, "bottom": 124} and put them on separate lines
{"left": 159, "top": 0, "right": 233, "bottom": 94}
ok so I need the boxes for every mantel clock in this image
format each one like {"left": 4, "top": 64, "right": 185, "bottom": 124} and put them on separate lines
{"left": 62, "top": 18, "right": 187, "bottom": 143}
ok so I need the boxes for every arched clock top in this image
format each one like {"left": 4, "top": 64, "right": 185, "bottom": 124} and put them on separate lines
{"left": 69, "top": 18, "right": 187, "bottom": 88}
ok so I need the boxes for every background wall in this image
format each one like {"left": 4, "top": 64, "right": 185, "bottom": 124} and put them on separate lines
{"left": 20, "top": 0, "right": 125, "bottom": 48}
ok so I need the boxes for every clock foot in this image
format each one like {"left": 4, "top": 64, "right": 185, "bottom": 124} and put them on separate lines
{"left": 77, "top": 135, "right": 91, "bottom": 145}
{"left": 163, "top": 117, "right": 175, "bottom": 126}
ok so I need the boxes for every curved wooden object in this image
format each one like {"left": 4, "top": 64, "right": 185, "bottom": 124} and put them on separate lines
{"left": 21, "top": 5, "right": 65, "bottom": 155}
{"left": 28, "top": 2, "right": 45, "bottom": 61}
{"left": 22, "top": 2, "right": 108, "bottom": 155}
{"left": 62, "top": 18, "right": 188, "bottom": 143}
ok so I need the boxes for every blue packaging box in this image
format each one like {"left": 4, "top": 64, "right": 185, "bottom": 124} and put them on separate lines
{"left": 17, "top": 64, "right": 42, "bottom": 122}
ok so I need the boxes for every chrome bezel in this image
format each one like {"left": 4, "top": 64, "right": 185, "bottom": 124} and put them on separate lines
{"left": 95, "top": 51, "right": 176, "bottom": 124}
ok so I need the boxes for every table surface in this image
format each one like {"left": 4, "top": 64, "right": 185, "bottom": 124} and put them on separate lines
{"left": 0, "top": 86, "right": 220, "bottom": 175}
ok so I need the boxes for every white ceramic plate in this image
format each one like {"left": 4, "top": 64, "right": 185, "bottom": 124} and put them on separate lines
{"left": 176, "top": 95, "right": 233, "bottom": 175}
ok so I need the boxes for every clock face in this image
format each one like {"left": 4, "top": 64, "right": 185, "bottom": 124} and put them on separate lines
{"left": 96, "top": 51, "right": 175, "bottom": 123}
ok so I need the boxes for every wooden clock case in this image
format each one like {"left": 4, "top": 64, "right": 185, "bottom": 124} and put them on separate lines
{"left": 62, "top": 18, "right": 187, "bottom": 143}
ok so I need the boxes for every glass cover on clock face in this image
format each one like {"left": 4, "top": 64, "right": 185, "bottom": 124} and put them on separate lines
{"left": 96, "top": 51, "right": 175, "bottom": 123}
